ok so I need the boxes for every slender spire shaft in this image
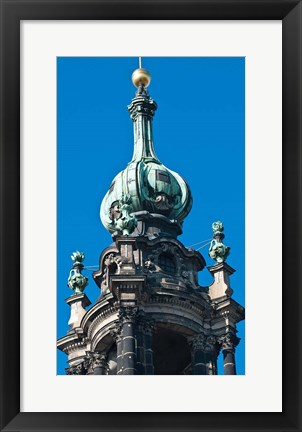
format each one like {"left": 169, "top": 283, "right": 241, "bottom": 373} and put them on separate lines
{"left": 128, "top": 63, "right": 158, "bottom": 161}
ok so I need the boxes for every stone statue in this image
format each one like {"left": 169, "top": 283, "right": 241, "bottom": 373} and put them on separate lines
{"left": 109, "top": 194, "right": 137, "bottom": 235}
{"left": 209, "top": 221, "right": 230, "bottom": 263}
{"left": 68, "top": 250, "right": 89, "bottom": 294}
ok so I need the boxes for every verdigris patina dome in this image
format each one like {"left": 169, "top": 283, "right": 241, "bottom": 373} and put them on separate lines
{"left": 100, "top": 66, "right": 192, "bottom": 236}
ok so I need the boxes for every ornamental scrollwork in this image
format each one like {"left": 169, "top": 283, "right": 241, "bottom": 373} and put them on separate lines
{"left": 93, "top": 352, "right": 108, "bottom": 369}
{"left": 191, "top": 333, "right": 206, "bottom": 351}
{"left": 118, "top": 306, "right": 139, "bottom": 324}
{"left": 191, "top": 334, "right": 218, "bottom": 353}
{"left": 110, "top": 325, "right": 122, "bottom": 342}
{"left": 83, "top": 351, "right": 108, "bottom": 374}
{"left": 83, "top": 352, "right": 94, "bottom": 374}
{"left": 219, "top": 333, "right": 240, "bottom": 351}
{"left": 204, "top": 335, "right": 217, "bottom": 353}
{"left": 65, "top": 362, "right": 85, "bottom": 375}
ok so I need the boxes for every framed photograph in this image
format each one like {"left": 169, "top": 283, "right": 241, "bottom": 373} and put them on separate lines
{"left": 56, "top": 55, "right": 246, "bottom": 380}
{"left": 0, "top": 1, "right": 301, "bottom": 431}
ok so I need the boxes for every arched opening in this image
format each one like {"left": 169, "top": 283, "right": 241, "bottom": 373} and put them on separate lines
{"left": 94, "top": 333, "right": 116, "bottom": 375}
{"left": 152, "top": 327, "right": 191, "bottom": 375}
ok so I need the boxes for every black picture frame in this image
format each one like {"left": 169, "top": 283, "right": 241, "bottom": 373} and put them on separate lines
{"left": 0, "top": 1, "right": 301, "bottom": 431}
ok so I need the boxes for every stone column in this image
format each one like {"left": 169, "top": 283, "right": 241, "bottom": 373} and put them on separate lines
{"left": 116, "top": 332, "right": 123, "bottom": 375}
{"left": 191, "top": 334, "right": 207, "bottom": 375}
{"left": 65, "top": 362, "right": 85, "bottom": 375}
{"left": 83, "top": 352, "right": 94, "bottom": 375}
{"left": 143, "top": 319, "right": 155, "bottom": 375}
{"left": 110, "top": 327, "right": 123, "bottom": 375}
{"left": 135, "top": 314, "right": 155, "bottom": 375}
{"left": 118, "top": 307, "right": 139, "bottom": 375}
{"left": 204, "top": 336, "right": 219, "bottom": 375}
{"left": 83, "top": 351, "right": 108, "bottom": 375}
{"left": 135, "top": 324, "right": 145, "bottom": 375}
{"left": 220, "top": 333, "right": 239, "bottom": 375}
{"left": 93, "top": 353, "right": 108, "bottom": 375}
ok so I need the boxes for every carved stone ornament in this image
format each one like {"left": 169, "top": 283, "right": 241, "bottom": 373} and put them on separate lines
{"left": 93, "top": 352, "right": 108, "bottom": 369}
{"left": 191, "top": 333, "right": 206, "bottom": 351}
{"left": 219, "top": 333, "right": 240, "bottom": 351}
{"left": 109, "top": 194, "right": 137, "bottom": 235}
{"left": 67, "top": 270, "right": 89, "bottom": 294}
{"left": 191, "top": 334, "right": 218, "bottom": 352}
{"left": 144, "top": 255, "right": 156, "bottom": 271}
{"left": 209, "top": 240, "right": 230, "bottom": 263}
{"left": 118, "top": 306, "right": 139, "bottom": 324}
{"left": 110, "top": 325, "right": 122, "bottom": 342}
{"left": 104, "top": 253, "right": 122, "bottom": 268}
{"left": 65, "top": 363, "right": 85, "bottom": 375}
{"left": 71, "top": 250, "right": 85, "bottom": 264}
{"left": 204, "top": 335, "right": 217, "bottom": 353}
{"left": 209, "top": 221, "right": 230, "bottom": 263}
{"left": 67, "top": 250, "right": 88, "bottom": 295}
{"left": 83, "top": 352, "right": 94, "bottom": 374}
{"left": 83, "top": 351, "right": 108, "bottom": 373}
{"left": 101, "top": 253, "right": 122, "bottom": 292}
{"left": 153, "top": 193, "right": 174, "bottom": 211}
{"left": 128, "top": 90, "right": 157, "bottom": 121}
{"left": 212, "top": 221, "right": 224, "bottom": 234}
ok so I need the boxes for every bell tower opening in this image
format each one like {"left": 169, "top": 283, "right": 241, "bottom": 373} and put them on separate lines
{"left": 152, "top": 327, "right": 191, "bottom": 375}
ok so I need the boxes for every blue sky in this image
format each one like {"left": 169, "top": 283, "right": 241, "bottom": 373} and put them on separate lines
{"left": 57, "top": 57, "right": 245, "bottom": 375}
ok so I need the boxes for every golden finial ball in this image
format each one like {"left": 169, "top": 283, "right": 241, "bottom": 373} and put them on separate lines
{"left": 131, "top": 68, "right": 151, "bottom": 88}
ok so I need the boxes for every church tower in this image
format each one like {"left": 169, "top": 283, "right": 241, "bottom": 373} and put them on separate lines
{"left": 57, "top": 61, "right": 245, "bottom": 375}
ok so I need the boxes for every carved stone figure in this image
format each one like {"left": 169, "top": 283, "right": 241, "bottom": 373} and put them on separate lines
{"left": 67, "top": 250, "right": 88, "bottom": 294}
{"left": 109, "top": 194, "right": 137, "bottom": 235}
{"left": 101, "top": 253, "right": 123, "bottom": 294}
{"left": 209, "top": 221, "right": 230, "bottom": 263}
{"left": 144, "top": 255, "right": 156, "bottom": 271}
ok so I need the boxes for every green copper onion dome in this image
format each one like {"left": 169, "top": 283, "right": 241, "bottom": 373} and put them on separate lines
{"left": 100, "top": 64, "right": 192, "bottom": 235}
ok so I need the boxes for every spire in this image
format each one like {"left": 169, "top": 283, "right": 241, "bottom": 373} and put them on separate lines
{"left": 100, "top": 59, "right": 192, "bottom": 237}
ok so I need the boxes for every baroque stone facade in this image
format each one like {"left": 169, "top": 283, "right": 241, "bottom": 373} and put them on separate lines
{"left": 57, "top": 63, "right": 245, "bottom": 375}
